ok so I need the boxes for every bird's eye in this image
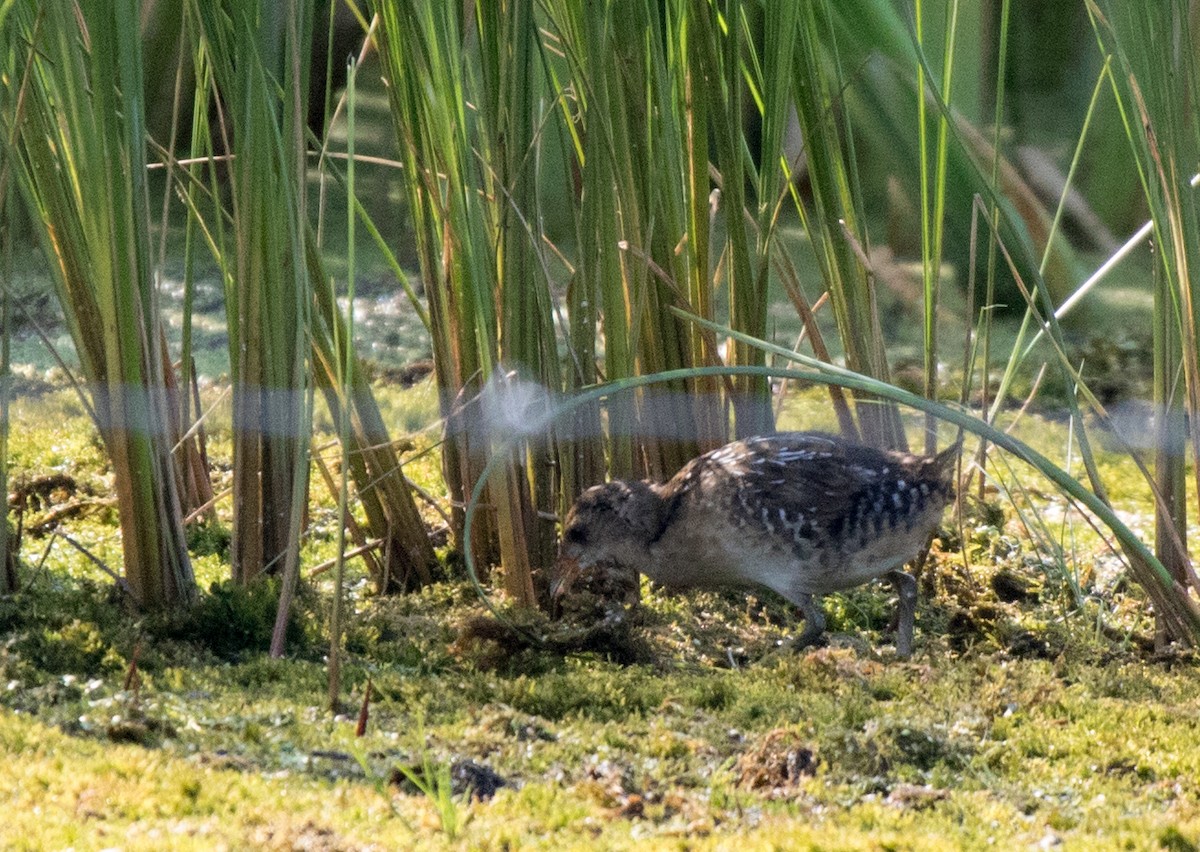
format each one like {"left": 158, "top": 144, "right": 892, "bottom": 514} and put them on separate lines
{"left": 564, "top": 526, "right": 588, "bottom": 546}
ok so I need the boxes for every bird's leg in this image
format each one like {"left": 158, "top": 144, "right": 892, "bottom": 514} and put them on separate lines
{"left": 792, "top": 592, "right": 827, "bottom": 652}
{"left": 887, "top": 569, "right": 917, "bottom": 658}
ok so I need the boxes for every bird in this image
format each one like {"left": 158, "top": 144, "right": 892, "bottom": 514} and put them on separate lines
{"left": 554, "top": 431, "right": 960, "bottom": 658}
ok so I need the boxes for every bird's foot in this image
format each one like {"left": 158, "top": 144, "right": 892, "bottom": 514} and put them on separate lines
{"left": 790, "top": 630, "right": 829, "bottom": 654}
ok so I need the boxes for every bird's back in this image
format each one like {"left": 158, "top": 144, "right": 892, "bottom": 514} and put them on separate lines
{"left": 647, "top": 432, "right": 956, "bottom": 594}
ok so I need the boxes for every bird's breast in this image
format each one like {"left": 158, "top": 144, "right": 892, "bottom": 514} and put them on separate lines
{"left": 645, "top": 504, "right": 806, "bottom": 589}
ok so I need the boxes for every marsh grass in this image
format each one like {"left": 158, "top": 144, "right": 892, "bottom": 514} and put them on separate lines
{"left": 0, "top": 190, "right": 12, "bottom": 594}
{"left": 373, "top": 0, "right": 519, "bottom": 596}
{"left": 367, "top": 717, "right": 461, "bottom": 840}
{"left": 1085, "top": 1, "right": 1200, "bottom": 636}
{"left": 191, "top": 0, "right": 315, "bottom": 588}
{"left": 0, "top": 0, "right": 195, "bottom": 608}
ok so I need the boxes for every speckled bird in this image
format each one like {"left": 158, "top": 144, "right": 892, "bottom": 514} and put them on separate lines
{"left": 554, "top": 431, "right": 960, "bottom": 657}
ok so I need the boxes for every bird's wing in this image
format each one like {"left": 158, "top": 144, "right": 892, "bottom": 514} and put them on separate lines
{"left": 692, "top": 433, "right": 947, "bottom": 547}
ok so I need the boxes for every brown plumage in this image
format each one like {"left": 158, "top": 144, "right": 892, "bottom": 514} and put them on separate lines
{"left": 554, "top": 431, "right": 960, "bottom": 657}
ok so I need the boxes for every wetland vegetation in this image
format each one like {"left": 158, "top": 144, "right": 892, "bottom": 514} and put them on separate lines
{"left": 2, "top": 1, "right": 1200, "bottom": 849}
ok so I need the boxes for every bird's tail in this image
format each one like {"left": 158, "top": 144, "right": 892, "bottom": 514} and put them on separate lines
{"left": 929, "top": 434, "right": 964, "bottom": 485}
{"left": 935, "top": 436, "right": 962, "bottom": 465}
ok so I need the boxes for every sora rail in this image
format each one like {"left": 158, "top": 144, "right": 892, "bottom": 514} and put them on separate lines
{"left": 554, "top": 431, "right": 959, "bottom": 657}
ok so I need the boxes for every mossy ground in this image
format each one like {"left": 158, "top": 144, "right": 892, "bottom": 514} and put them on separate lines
{"left": 0, "top": 382, "right": 1195, "bottom": 851}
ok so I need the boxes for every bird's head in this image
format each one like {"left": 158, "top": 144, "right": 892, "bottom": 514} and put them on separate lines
{"left": 552, "top": 479, "right": 663, "bottom": 602}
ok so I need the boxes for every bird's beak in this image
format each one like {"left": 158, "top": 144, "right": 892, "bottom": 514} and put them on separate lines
{"left": 550, "top": 552, "right": 582, "bottom": 614}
